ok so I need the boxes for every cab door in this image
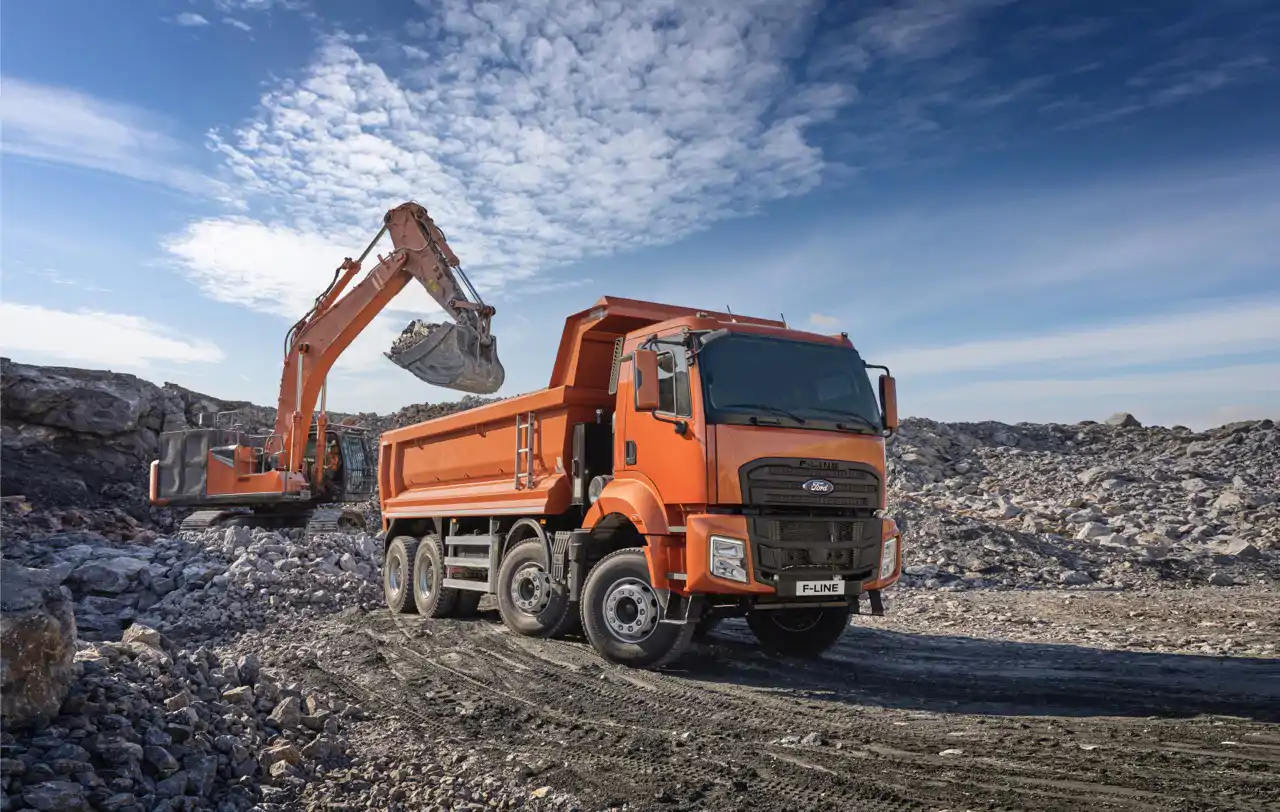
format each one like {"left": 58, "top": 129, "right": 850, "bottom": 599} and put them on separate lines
{"left": 617, "top": 332, "right": 708, "bottom": 507}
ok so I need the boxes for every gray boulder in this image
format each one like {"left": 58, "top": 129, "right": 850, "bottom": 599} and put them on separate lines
{"left": 68, "top": 556, "right": 149, "bottom": 594}
{"left": 1106, "top": 412, "right": 1142, "bottom": 428}
{"left": 0, "top": 564, "right": 77, "bottom": 728}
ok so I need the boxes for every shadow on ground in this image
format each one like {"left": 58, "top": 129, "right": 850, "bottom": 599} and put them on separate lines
{"left": 682, "top": 619, "right": 1280, "bottom": 722}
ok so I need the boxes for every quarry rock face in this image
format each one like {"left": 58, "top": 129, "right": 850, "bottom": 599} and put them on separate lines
{"left": 0, "top": 358, "right": 273, "bottom": 515}
{"left": 0, "top": 563, "right": 77, "bottom": 728}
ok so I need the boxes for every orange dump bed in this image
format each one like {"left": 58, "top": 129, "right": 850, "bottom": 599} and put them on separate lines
{"left": 379, "top": 385, "right": 614, "bottom": 520}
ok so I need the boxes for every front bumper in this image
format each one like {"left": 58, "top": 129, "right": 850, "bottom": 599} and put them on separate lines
{"left": 682, "top": 513, "right": 902, "bottom": 596}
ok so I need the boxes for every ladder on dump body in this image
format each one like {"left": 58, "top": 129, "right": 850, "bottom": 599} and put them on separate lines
{"left": 514, "top": 411, "right": 536, "bottom": 490}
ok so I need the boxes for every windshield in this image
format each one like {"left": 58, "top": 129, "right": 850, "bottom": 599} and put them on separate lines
{"left": 699, "top": 333, "right": 883, "bottom": 432}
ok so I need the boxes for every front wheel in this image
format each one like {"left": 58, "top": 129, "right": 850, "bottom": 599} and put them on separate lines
{"left": 496, "top": 540, "right": 576, "bottom": 637}
{"left": 746, "top": 605, "right": 852, "bottom": 658}
{"left": 580, "top": 548, "right": 694, "bottom": 669}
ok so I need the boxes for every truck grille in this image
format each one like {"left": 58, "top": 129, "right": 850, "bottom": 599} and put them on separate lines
{"left": 739, "top": 457, "right": 881, "bottom": 511}
{"left": 746, "top": 515, "right": 882, "bottom": 584}
{"left": 753, "top": 518, "right": 865, "bottom": 543}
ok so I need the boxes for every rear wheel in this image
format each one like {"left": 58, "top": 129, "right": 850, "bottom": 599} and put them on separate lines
{"left": 384, "top": 536, "right": 418, "bottom": 614}
{"left": 497, "top": 540, "right": 576, "bottom": 637}
{"left": 580, "top": 548, "right": 694, "bottom": 669}
{"left": 412, "top": 535, "right": 461, "bottom": 618}
{"left": 746, "top": 605, "right": 851, "bottom": 658}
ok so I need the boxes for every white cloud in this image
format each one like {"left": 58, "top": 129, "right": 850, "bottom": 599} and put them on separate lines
{"left": 0, "top": 302, "right": 224, "bottom": 368}
{"left": 224, "top": 17, "right": 253, "bottom": 32}
{"left": 854, "top": 0, "right": 1011, "bottom": 61}
{"left": 808, "top": 312, "right": 840, "bottom": 328}
{"left": 173, "top": 12, "right": 210, "bottom": 26}
{"left": 162, "top": 218, "right": 447, "bottom": 319}
{"left": 0, "top": 77, "right": 219, "bottom": 196}
{"left": 883, "top": 299, "right": 1280, "bottom": 376}
{"left": 214, "top": 0, "right": 301, "bottom": 11}
{"left": 932, "top": 363, "right": 1280, "bottom": 402}
{"left": 178, "top": 1, "right": 860, "bottom": 307}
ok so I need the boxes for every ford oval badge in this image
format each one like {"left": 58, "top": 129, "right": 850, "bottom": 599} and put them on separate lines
{"left": 801, "top": 478, "right": 835, "bottom": 494}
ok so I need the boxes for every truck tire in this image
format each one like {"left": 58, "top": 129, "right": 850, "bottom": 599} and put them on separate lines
{"left": 454, "top": 591, "right": 483, "bottom": 617}
{"left": 746, "top": 605, "right": 852, "bottom": 658}
{"left": 384, "top": 536, "right": 419, "bottom": 614}
{"left": 580, "top": 548, "right": 694, "bottom": 669}
{"left": 412, "top": 534, "right": 461, "bottom": 618}
{"left": 496, "top": 540, "right": 576, "bottom": 638}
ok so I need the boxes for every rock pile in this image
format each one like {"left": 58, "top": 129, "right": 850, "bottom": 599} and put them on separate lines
{"left": 1, "top": 525, "right": 385, "bottom": 645}
{"left": 886, "top": 416, "right": 1280, "bottom": 590}
{"left": 0, "top": 624, "right": 362, "bottom": 812}
{"left": 387, "top": 319, "right": 446, "bottom": 356}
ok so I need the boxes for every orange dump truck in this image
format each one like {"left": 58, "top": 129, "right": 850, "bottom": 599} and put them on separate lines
{"left": 378, "top": 296, "right": 902, "bottom": 668}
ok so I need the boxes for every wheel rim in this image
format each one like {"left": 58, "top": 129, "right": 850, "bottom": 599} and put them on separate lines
{"left": 417, "top": 556, "right": 433, "bottom": 599}
{"left": 603, "top": 577, "right": 660, "bottom": 642}
{"left": 510, "top": 565, "right": 552, "bottom": 615}
{"left": 388, "top": 555, "right": 402, "bottom": 593}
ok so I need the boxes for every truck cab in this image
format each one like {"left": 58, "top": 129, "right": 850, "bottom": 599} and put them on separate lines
{"left": 377, "top": 297, "right": 901, "bottom": 669}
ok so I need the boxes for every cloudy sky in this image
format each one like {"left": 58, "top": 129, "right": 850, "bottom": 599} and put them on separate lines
{"left": 2, "top": 0, "right": 1278, "bottom": 429}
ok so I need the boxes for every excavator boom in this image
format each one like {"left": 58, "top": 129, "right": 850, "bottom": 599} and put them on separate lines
{"left": 274, "top": 202, "right": 505, "bottom": 482}
{"left": 148, "top": 201, "right": 505, "bottom": 532}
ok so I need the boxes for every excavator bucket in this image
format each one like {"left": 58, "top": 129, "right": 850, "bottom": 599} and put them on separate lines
{"left": 385, "top": 320, "right": 505, "bottom": 395}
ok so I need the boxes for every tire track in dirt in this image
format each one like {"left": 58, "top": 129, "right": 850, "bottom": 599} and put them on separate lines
{"left": 295, "top": 608, "right": 1280, "bottom": 811}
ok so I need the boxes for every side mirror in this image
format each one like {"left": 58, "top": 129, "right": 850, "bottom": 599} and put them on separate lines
{"left": 879, "top": 374, "right": 898, "bottom": 432}
{"left": 634, "top": 349, "right": 660, "bottom": 411}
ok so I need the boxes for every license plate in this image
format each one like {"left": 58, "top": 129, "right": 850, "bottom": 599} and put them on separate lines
{"left": 795, "top": 579, "right": 846, "bottom": 597}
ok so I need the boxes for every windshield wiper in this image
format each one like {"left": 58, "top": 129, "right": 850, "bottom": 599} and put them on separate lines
{"left": 802, "top": 407, "right": 880, "bottom": 432}
{"left": 716, "top": 403, "right": 807, "bottom": 424}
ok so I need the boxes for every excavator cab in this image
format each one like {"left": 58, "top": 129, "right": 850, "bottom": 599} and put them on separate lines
{"left": 303, "top": 427, "right": 376, "bottom": 502}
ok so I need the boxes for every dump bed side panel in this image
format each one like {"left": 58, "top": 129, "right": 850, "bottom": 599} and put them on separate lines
{"left": 380, "top": 385, "right": 613, "bottom": 518}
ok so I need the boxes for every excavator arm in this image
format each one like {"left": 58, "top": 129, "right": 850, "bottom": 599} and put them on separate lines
{"left": 271, "top": 201, "right": 504, "bottom": 484}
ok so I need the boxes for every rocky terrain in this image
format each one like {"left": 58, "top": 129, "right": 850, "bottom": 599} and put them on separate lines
{"left": 886, "top": 413, "right": 1280, "bottom": 591}
{"left": 3, "top": 360, "right": 1277, "bottom": 811}
{"left": 1, "top": 359, "right": 276, "bottom": 518}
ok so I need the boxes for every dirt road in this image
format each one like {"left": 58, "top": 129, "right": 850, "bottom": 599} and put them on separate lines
{"left": 259, "top": 587, "right": 1280, "bottom": 812}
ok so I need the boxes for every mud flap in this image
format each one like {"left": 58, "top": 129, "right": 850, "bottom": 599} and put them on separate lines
{"left": 385, "top": 321, "right": 505, "bottom": 395}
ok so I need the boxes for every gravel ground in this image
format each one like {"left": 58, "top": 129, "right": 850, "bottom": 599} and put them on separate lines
{"left": 221, "top": 591, "right": 1279, "bottom": 812}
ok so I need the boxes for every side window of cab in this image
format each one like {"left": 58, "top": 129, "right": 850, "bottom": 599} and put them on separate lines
{"left": 654, "top": 348, "right": 691, "bottom": 417}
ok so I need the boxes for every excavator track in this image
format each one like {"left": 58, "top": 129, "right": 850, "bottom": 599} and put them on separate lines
{"left": 179, "top": 506, "right": 365, "bottom": 535}
{"left": 179, "top": 509, "right": 249, "bottom": 532}
{"left": 305, "top": 507, "right": 367, "bottom": 536}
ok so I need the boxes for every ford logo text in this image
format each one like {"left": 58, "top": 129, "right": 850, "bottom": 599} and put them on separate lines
{"left": 801, "top": 479, "right": 835, "bottom": 494}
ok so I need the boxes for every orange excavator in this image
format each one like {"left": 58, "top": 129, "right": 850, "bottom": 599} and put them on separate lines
{"left": 149, "top": 202, "right": 504, "bottom": 533}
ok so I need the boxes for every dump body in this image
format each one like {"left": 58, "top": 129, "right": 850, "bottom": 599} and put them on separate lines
{"left": 380, "top": 385, "right": 613, "bottom": 520}
{"left": 377, "top": 295, "right": 903, "bottom": 669}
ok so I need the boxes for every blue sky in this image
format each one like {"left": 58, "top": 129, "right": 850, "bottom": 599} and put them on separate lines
{"left": 2, "top": 0, "right": 1278, "bottom": 429}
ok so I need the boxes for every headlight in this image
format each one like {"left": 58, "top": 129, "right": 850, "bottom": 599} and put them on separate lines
{"left": 709, "top": 535, "right": 748, "bottom": 583}
{"left": 879, "top": 537, "right": 899, "bottom": 581}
